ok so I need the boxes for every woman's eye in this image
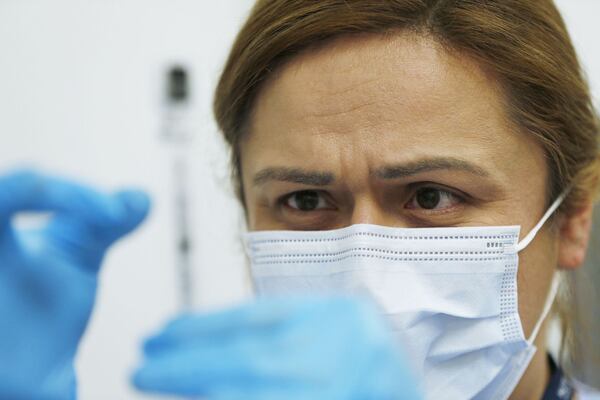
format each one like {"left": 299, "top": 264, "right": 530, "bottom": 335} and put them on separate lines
{"left": 284, "top": 190, "right": 330, "bottom": 212}
{"left": 406, "top": 187, "right": 462, "bottom": 211}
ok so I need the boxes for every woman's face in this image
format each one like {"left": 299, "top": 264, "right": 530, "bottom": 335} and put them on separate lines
{"left": 240, "top": 33, "right": 556, "bottom": 339}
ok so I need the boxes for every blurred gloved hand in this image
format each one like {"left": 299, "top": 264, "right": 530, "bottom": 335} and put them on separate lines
{"left": 0, "top": 170, "right": 150, "bottom": 399}
{"left": 133, "top": 296, "right": 421, "bottom": 400}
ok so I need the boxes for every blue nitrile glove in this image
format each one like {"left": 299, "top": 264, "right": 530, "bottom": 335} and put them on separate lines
{"left": 0, "top": 170, "right": 150, "bottom": 400}
{"left": 133, "top": 296, "right": 421, "bottom": 400}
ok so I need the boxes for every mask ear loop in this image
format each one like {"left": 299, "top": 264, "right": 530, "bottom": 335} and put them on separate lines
{"left": 527, "top": 274, "right": 560, "bottom": 344}
{"left": 514, "top": 190, "right": 568, "bottom": 343}
{"left": 516, "top": 191, "right": 568, "bottom": 252}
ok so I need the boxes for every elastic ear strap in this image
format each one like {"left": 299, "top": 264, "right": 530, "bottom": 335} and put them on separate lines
{"left": 528, "top": 273, "right": 560, "bottom": 344}
{"left": 516, "top": 191, "right": 568, "bottom": 252}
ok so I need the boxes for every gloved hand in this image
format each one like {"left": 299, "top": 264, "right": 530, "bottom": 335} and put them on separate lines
{"left": 133, "top": 296, "right": 421, "bottom": 400}
{"left": 0, "top": 170, "right": 150, "bottom": 400}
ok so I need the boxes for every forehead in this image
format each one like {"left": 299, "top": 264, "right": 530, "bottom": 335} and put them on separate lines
{"left": 243, "top": 32, "right": 543, "bottom": 185}
{"left": 255, "top": 33, "right": 499, "bottom": 118}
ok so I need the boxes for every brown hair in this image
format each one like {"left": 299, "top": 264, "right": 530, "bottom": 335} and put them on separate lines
{"left": 214, "top": 0, "right": 600, "bottom": 368}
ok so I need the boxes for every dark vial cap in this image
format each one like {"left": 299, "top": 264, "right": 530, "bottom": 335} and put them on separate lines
{"left": 167, "top": 66, "right": 189, "bottom": 103}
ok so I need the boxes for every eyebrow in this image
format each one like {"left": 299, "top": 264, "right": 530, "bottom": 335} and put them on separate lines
{"left": 374, "top": 157, "right": 490, "bottom": 180}
{"left": 252, "top": 157, "right": 490, "bottom": 187}
{"left": 253, "top": 167, "right": 335, "bottom": 187}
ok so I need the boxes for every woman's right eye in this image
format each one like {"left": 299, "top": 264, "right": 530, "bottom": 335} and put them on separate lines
{"left": 283, "top": 190, "right": 331, "bottom": 212}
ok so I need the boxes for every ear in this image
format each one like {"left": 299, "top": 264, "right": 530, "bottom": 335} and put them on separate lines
{"left": 557, "top": 200, "right": 595, "bottom": 269}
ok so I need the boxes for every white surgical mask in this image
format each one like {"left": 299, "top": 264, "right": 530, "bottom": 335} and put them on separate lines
{"left": 243, "top": 193, "right": 566, "bottom": 400}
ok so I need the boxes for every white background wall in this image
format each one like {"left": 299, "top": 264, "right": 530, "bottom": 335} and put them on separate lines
{"left": 0, "top": 1, "right": 598, "bottom": 398}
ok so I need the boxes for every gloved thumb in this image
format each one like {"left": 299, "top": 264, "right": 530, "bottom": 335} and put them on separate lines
{"left": 110, "top": 189, "right": 152, "bottom": 237}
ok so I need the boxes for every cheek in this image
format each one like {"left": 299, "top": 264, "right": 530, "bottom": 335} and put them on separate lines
{"left": 516, "top": 229, "right": 559, "bottom": 338}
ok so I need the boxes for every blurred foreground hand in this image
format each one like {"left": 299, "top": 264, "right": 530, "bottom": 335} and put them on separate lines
{"left": 0, "top": 170, "right": 150, "bottom": 399}
{"left": 134, "top": 296, "right": 421, "bottom": 400}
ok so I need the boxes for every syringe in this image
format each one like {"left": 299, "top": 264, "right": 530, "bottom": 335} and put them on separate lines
{"left": 162, "top": 66, "right": 194, "bottom": 310}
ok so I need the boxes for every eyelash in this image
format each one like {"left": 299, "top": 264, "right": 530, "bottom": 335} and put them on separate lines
{"left": 405, "top": 184, "right": 466, "bottom": 214}
{"left": 281, "top": 190, "right": 334, "bottom": 213}
{"left": 278, "top": 184, "right": 466, "bottom": 214}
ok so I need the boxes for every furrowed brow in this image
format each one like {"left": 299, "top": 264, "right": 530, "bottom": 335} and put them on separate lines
{"left": 374, "top": 157, "right": 490, "bottom": 179}
{"left": 253, "top": 167, "right": 335, "bottom": 186}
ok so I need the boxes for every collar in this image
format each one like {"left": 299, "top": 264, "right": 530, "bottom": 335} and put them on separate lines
{"left": 542, "top": 355, "right": 575, "bottom": 400}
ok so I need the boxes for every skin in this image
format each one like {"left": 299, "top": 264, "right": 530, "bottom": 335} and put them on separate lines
{"left": 239, "top": 32, "right": 594, "bottom": 399}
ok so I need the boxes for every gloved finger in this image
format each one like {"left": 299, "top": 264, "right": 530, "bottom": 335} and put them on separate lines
{"left": 99, "top": 189, "right": 151, "bottom": 242}
{"left": 141, "top": 297, "right": 364, "bottom": 355}
{"left": 210, "top": 391, "right": 286, "bottom": 400}
{"left": 0, "top": 170, "right": 141, "bottom": 231}
{"left": 142, "top": 301, "right": 294, "bottom": 355}
{"left": 132, "top": 342, "right": 289, "bottom": 397}
{"left": 38, "top": 189, "right": 150, "bottom": 271}
{"left": 209, "top": 385, "right": 303, "bottom": 400}
{"left": 133, "top": 346, "right": 247, "bottom": 396}
{"left": 45, "top": 188, "right": 149, "bottom": 255}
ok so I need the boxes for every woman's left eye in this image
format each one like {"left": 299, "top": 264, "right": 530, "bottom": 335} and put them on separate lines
{"left": 405, "top": 187, "right": 463, "bottom": 211}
